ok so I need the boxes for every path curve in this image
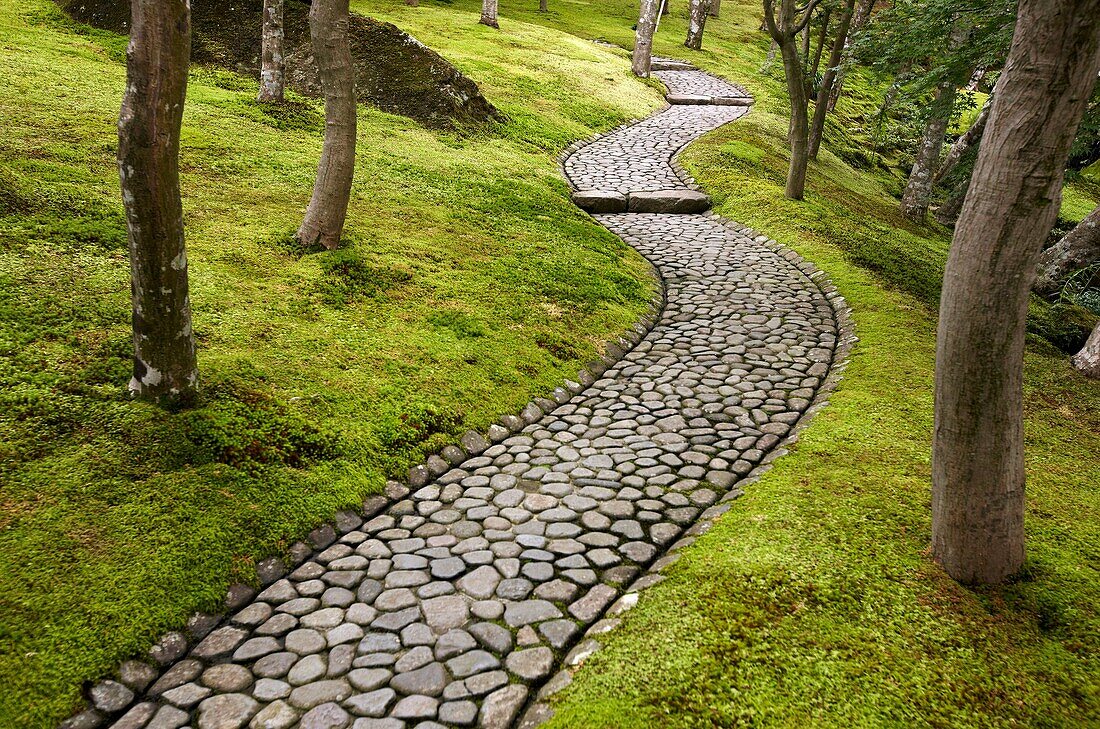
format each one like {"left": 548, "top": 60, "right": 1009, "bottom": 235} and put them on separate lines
{"left": 88, "top": 61, "right": 843, "bottom": 729}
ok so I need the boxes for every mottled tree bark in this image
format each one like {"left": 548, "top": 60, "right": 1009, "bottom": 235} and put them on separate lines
{"left": 808, "top": 0, "right": 854, "bottom": 159}
{"left": 935, "top": 98, "right": 990, "bottom": 184}
{"left": 1034, "top": 204, "right": 1100, "bottom": 297}
{"left": 258, "top": 0, "right": 285, "bottom": 103}
{"left": 933, "top": 0, "right": 1100, "bottom": 584}
{"left": 119, "top": 0, "right": 198, "bottom": 405}
{"left": 1073, "top": 322, "right": 1100, "bottom": 378}
{"left": 480, "top": 0, "right": 499, "bottom": 27}
{"left": 632, "top": 0, "right": 659, "bottom": 77}
{"left": 296, "top": 0, "right": 357, "bottom": 250}
{"left": 764, "top": 0, "right": 816, "bottom": 200}
{"left": 685, "top": 0, "right": 710, "bottom": 50}
{"left": 901, "top": 79, "right": 957, "bottom": 222}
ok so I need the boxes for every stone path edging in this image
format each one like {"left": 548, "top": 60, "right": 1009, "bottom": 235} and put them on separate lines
{"left": 63, "top": 57, "right": 854, "bottom": 729}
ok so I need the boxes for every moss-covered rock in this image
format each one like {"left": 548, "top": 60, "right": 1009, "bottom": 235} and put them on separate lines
{"left": 58, "top": 0, "right": 501, "bottom": 130}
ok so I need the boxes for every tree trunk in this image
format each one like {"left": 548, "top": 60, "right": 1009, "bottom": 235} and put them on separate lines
{"left": 808, "top": 0, "right": 854, "bottom": 159}
{"left": 827, "top": 0, "right": 873, "bottom": 112}
{"left": 761, "top": 38, "right": 778, "bottom": 72}
{"left": 1034, "top": 204, "right": 1100, "bottom": 297}
{"left": 632, "top": 0, "right": 659, "bottom": 77}
{"left": 1073, "top": 322, "right": 1100, "bottom": 378}
{"left": 933, "top": 0, "right": 1100, "bottom": 584}
{"left": 764, "top": 0, "right": 813, "bottom": 201}
{"left": 810, "top": 8, "right": 830, "bottom": 80}
{"left": 685, "top": 0, "right": 710, "bottom": 50}
{"left": 540, "top": 0, "right": 548, "bottom": 11}
{"left": 406, "top": 0, "right": 419, "bottom": 6}
{"left": 119, "top": 0, "right": 198, "bottom": 405}
{"left": 935, "top": 97, "right": 990, "bottom": 184}
{"left": 662, "top": 0, "right": 670, "bottom": 16}
{"left": 296, "top": 0, "right": 357, "bottom": 251}
{"left": 258, "top": 0, "right": 285, "bottom": 103}
{"left": 800, "top": 24, "right": 811, "bottom": 72}
{"left": 901, "top": 80, "right": 956, "bottom": 222}
{"left": 933, "top": 177, "right": 969, "bottom": 225}
{"left": 709, "top": 0, "right": 720, "bottom": 17}
{"left": 480, "top": 0, "right": 499, "bottom": 27}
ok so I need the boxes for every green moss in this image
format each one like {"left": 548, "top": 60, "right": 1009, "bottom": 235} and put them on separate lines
{"left": 0, "top": 0, "right": 660, "bottom": 723}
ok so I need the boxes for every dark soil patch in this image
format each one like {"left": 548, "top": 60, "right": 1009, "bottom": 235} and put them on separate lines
{"left": 59, "top": 0, "right": 502, "bottom": 130}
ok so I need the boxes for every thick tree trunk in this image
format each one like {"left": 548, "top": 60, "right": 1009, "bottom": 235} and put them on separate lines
{"left": 1073, "top": 323, "right": 1100, "bottom": 378}
{"left": 258, "top": 0, "right": 285, "bottom": 103}
{"left": 709, "top": 0, "right": 720, "bottom": 17}
{"left": 296, "top": 0, "right": 356, "bottom": 250}
{"left": 632, "top": 0, "right": 659, "bottom": 77}
{"left": 935, "top": 98, "right": 990, "bottom": 184}
{"left": 1034, "top": 204, "right": 1100, "bottom": 296}
{"left": 119, "top": 0, "right": 198, "bottom": 405}
{"left": 685, "top": 0, "right": 710, "bottom": 50}
{"left": 808, "top": 0, "right": 854, "bottom": 159}
{"left": 901, "top": 80, "right": 956, "bottom": 222}
{"left": 933, "top": 0, "right": 1100, "bottom": 584}
{"left": 480, "top": 0, "right": 499, "bottom": 27}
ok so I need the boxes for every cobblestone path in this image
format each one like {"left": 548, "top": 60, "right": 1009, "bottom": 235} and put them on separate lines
{"left": 92, "top": 62, "right": 840, "bottom": 729}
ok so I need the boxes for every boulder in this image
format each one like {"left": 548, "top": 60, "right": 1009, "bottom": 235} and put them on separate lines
{"left": 627, "top": 190, "right": 712, "bottom": 214}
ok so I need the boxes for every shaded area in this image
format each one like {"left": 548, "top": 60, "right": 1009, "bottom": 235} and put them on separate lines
{"left": 58, "top": 0, "right": 501, "bottom": 130}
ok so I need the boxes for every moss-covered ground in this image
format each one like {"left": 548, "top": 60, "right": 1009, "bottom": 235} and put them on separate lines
{"left": 0, "top": 1, "right": 661, "bottom": 723}
{"left": 3, "top": 0, "right": 1098, "bottom": 724}
{"left": 406, "top": 0, "right": 1097, "bottom": 725}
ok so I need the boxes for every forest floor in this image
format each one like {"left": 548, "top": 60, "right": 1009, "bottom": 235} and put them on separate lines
{"left": 1, "top": 0, "right": 1098, "bottom": 726}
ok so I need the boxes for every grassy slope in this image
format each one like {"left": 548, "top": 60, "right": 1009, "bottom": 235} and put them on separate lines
{"left": 394, "top": 0, "right": 1100, "bottom": 725}
{"left": 0, "top": 2, "right": 663, "bottom": 724}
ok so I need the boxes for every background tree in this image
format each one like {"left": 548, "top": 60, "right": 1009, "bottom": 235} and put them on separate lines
{"left": 933, "top": 0, "right": 1100, "bottom": 584}
{"left": 633, "top": 0, "right": 659, "bottom": 77}
{"left": 709, "top": 0, "right": 721, "bottom": 16}
{"left": 685, "top": 0, "right": 711, "bottom": 50}
{"left": 1033, "top": 205, "right": 1100, "bottom": 297}
{"left": 118, "top": 0, "right": 198, "bottom": 405}
{"left": 297, "top": 0, "right": 357, "bottom": 250}
{"left": 480, "top": 0, "right": 499, "bottom": 27}
{"left": 258, "top": 0, "right": 285, "bottom": 103}
{"left": 826, "top": 0, "right": 874, "bottom": 111}
{"left": 808, "top": 0, "right": 855, "bottom": 159}
{"left": 1074, "top": 323, "right": 1100, "bottom": 378}
{"left": 763, "top": 0, "right": 821, "bottom": 200}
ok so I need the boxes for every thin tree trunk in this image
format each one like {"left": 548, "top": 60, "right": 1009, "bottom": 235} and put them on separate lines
{"left": 709, "top": 0, "right": 720, "bottom": 16}
{"left": 406, "top": 0, "right": 419, "bottom": 6}
{"left": 800, "top": 24, "right": 811, "bottom": 72}
{"left": 808, "top": 0, "right": 854, "bottom": 159}
{"left": 1073, "top": 323, "right": 1100, "bottom": 378}
{"left": 935, "top": 97, "right": 990, "bottom": 184}
{"left": 685, "top": 0, "right": 710, "bottom": 50}
{"left": 480, "top": 0, "right": 499, "bottom": 27}
{"left": 764, "top": 0, "right": 813, "bottom": 201}
{"left": 761, "top": 38, "right": 778, "bottom": 72}
{"left": 258, "top": 0, "right": 285, "bottom": 103}
{"left": 1034, "top": 204, "right": 1100, "bottom": 297}
{"left": 827, "top": 0, "right": 873, "bottom": 111}
{"left": 296, "top": 0, "right": 356, "bottom": 250}
{"left": 119, "top": 0, "right": 198, "bottom": 405}
{"left": 633, "top": 0, "right": 659, "bottom": 77}
{"left": 901, "top": 79, "right": 957, "bottom": 222}
{"left": 662, "top": 0, "right": 670, "bottom": 16}
{"left": 540, "top": 0, "right": 548, "bottom": 11}
{"left": 810, "top": 8, "right": 830, "bottom": 80}
{"left": 933, "top": 0, "right": 1100, "bottom": 584}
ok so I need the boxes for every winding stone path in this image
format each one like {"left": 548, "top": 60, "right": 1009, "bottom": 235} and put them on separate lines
{"left": 90, "top": 61, "right": 840, "bottom": 729}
